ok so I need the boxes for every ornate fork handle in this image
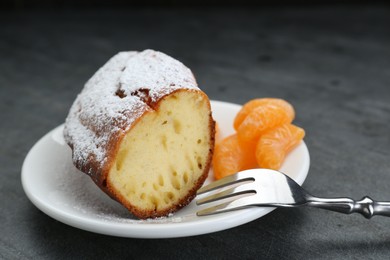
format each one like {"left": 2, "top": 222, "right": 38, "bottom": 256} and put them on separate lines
{"left": 306, "top": 196, "right": 390, "bottom": 218}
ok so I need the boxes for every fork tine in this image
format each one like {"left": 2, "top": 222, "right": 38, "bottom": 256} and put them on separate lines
{"left": 197, "top": 173, "right": 255, "bottom": 195}
{"left": 196, "top": 182, "right": 256, "bottom": 205}
{"left": 197, "top": 196, "right": 258, "bottom": 216}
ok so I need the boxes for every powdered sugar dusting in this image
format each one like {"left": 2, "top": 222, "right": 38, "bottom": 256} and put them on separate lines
{"left": 119, "top": 49, "right": 198, "bottom": 102}
{"left": 63, "top": 50, "right": 199, "bottom": 177}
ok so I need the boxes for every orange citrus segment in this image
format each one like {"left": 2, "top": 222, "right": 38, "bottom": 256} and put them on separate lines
{"left": 234, "top": 98, "right": 294, "bottom": 130}
{"left": 214, "top": 122, "right": 221, "bottom": 143}
{"left": 237, "top": 100, "right": 295, "bottom": 144}
{"left": 255, "top": 124, "right": 305, "bottom": 170}
{"left": 212, "top": 134, "right": 257, "bottom": 180}
{"left": 213, "top": 97, "right": 305, "bottom": 180}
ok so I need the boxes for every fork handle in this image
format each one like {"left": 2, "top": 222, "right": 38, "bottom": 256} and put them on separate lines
{"left": 307, "top": 196, "right": 390, "bottom": 218}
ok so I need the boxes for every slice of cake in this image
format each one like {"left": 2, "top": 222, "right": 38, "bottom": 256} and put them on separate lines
{"left": 64, "top": 50, "right": 215, "bottom": 219}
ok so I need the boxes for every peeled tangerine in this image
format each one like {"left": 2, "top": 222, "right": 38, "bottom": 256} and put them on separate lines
{"left": 236, "top": 98, "right": 295, "bottom": 144}
{"left": 234, "top": 98, "right": 294, "bottom": 130}
{"left": 213, "top": 98, "right": 305, "bottom": 180}
{"left": 212, "top": 134, "right": 257, "bottom": 180}
{"left": 255, "top": 124, "right": 305, "bottom": 170}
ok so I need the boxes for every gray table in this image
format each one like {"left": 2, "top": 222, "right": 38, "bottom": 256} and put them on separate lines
{"left": 2, "top": 5, "right": 390, "bottom": 259}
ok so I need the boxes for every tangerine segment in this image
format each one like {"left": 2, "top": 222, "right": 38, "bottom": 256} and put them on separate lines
{"left": 213, "top": 134, "right": 257, "bottom": 180}
{"left": 237, "top": 101, "right": 295, "bottom": 143}
{"left": 214, "top": 122, "right": 221, "bottom": 143}
{"left": 234, "top": 98, "right": 294, "bottom": 130}
{"left": 255, "top": 124, "right": 305, "bottom": 170}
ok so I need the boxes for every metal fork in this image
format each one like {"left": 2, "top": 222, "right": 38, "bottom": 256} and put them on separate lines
{"left": 196, "top": 169, "right": 390, "bottom": 218}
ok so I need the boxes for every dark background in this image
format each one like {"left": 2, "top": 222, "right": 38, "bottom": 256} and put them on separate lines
{"left": 1, "top": 0, "right": 390, "bottom": 259}
{"left": 1, "top": 0, "right": 389, "bottom": 9}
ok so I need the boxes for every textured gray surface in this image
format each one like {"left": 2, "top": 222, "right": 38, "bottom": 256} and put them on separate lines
{"left": 1, "top": 5, "right": 390, "bottom": 259}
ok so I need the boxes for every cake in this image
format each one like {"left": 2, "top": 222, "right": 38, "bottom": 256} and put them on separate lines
{"left": 63, "top": 50, "right": 215, "bottom": 219}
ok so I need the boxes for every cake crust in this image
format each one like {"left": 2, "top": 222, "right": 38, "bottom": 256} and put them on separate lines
{"left": 64, "top": 50, "right": 214, "bottom": 219}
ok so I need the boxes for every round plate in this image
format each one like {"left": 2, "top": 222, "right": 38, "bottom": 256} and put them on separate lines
{"left": 21, "top": 100, "right": 310, "bottom": 238}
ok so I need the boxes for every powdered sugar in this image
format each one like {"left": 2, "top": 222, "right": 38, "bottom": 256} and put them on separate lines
{"left": 63, "top": 50, "right": 199, "bottom": 172}
{"left": 119, "top": 49, "right": 198, "bottom": 102}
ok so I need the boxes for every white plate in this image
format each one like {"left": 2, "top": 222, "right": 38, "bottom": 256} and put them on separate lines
{"left": 21, "top": 100, "right": 310, "bottom": 238}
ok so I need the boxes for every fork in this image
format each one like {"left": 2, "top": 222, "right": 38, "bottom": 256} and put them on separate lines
{"left": 196, "top": 169, "right": 390, "bottom": 218}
